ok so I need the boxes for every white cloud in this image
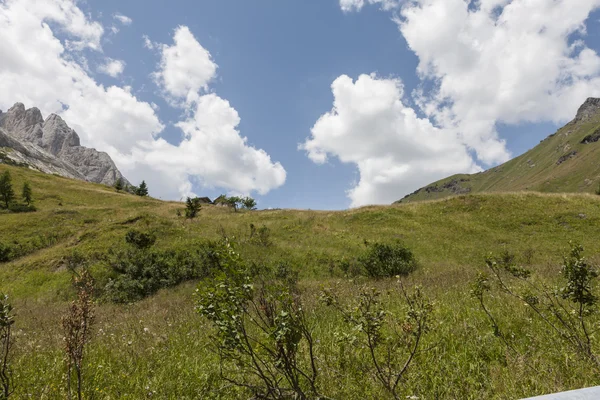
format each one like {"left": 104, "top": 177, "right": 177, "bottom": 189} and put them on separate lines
{"left": 324, "top": 0, "right": 600, "bottom": 205}
{"left": 137, "top": 26, "right": 286, "bottom": 196}
{"left": 0, "top": 0, "right": 285, "bottom": 200}
{"left": 98, "top": 58, "right": 125, "bottom": 77}
{"left": 301, "top": 74, "right": 479, "bottom": 207}
{"left": 130, "top": 94, "right": 286, "bottom": 196}
{"left": 340, "top": 0, "right": 400, "bottom": 13}
{"left": 152, "top": 26, "right": 218, "bottom": 105}
{"left": 398, "top": 0, "right": 600, "bottom": 164}
{"left": 113, "top": 13, "right": 132, "bottom": 25}
{"left": 0, "top": 0, "right": 162, "bottom": 156}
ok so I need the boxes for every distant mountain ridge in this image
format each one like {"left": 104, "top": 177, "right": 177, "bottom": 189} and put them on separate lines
{"left": 0, "top": 103, "right": 127, "bottom": 186}
{"left": 397, "top": 97, "right": 600, "bottom": 203}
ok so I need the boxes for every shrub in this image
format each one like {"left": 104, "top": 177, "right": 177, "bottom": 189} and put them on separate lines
{"left": 7, "top": 203, "right": 35, "bottom": 213}
{"left": 0, "top": 293, "right": 15, "bottom": 399}
{"left": 473, "top": 243, "right": 600, "bottom": 370}
{"left": 104, "top": 240, "right": 225, "bottom": 303}
{"left": 124, "top": 229, "right": 156, "bottom": 250}
{"left": 321, "top": 281, "right": 433, "bottom": 399}
{"left": 0, "top": 244, "right": 11, "bottom": 263}
{"left": 196, "top": 243, "right": 322, "bottom": 399}
{"left": 359, "top": 241, "right": 418, "bottom": 278}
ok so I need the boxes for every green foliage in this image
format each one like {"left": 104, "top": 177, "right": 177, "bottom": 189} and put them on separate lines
{"left": 596, "top": 183, "right": 600, "bottom": 195}
{"left": 249, "top": 223, "right": 272, "bottom": 247}
{"left": 124, "top": 229, "right": 156, "bottom": 250}
{"left": 21, "top": 182, "right": 32, "bottom": 205}
{"left": 0, "top": 171, "right": 14, "bottom": 209}
{"left": 196, "top": 243, "right": 321, "bottom": 399}
{"left": 185, "top": 197, "right": 202, "bottom": 219}
{"left": 7, "top": 203, "right": 35, "bottom": 213}
{"left": 241, "top": 196, "right": 257, "bottom": 210}
{"left": 135, "top": 181, "right": 148, "bottom": 197}
{"left": 0, "top": 293, "right": 14, "bottom": 399}
{"left": 104, "top": 239, "right": 226, "bottom": 303}
{"left": 359, "top": 241, "right": 418, "bottom": 278}
{"left": 0, "top": 244, "right": 11, "bottom": 263}
{"left": 321, "top": 282, "right": 433, "bottom": 399}
{"left": 475, "top": 243, "right": 600, "bottom": 370}
{"left": 114, "top": 178, "right": 124, "bottom": 192}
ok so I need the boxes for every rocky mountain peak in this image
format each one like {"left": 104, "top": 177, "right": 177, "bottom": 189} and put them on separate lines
{"left": 0, "top": 103, "right": 43, "bottom": 135}
{"left": 573, "top": 97, "right": 600, "bottom": 123}
{"left": 0, "top": 102, "right": 128, "bottom": 186}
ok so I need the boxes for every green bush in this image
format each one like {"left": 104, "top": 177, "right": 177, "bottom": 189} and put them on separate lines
{"left": 104, "top": 240, "right": 226, "bottom": 303}
{"left": 124, "top": 229, "right": 156, "bottom": 249}
{"left": 7, "top": 203, "right": 36, "bottom": 213}
{"left": 0, "top": 243, "right": 11, "bottom": 262}
{"left": 359, "top": 241, "right": 418, "bottom": 278}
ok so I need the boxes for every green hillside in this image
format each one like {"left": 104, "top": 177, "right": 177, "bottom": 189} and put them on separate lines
{"left": 398, "top": 99, "right": 600, "bottom": 203}
{"left": 2, "top": 163, "right": 600, "bottom": 398}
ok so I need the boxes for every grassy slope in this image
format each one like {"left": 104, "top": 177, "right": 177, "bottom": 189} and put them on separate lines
{"left": 399, "top": 111, "right": 600, "bottom": 203}
{"left": 3, "top": 164, "right": 600, "bottom": 398}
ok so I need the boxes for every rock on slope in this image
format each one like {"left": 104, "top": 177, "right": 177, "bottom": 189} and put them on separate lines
{"left": 0, "top": 103, "right": 127, "bottom": 186}
{"left": 397, "top": 97, "right": 600, "bottom": 203}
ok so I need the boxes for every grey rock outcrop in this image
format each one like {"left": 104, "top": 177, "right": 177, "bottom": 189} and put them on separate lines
{"left": 573, "top": 97, "right": 600, "bottom": 124}
{"left": 0, "top": 102, "right": 128, "bottom": 186}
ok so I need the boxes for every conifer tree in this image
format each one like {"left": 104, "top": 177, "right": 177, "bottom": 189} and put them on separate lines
{"left": 0, "top": 171, "right": 14, "bottom": 208}
{"left": 22, "top": 182, "right": 32, "bottom": 205}
{"left": 137, "top": 181, "right": 148, "bottom": 196}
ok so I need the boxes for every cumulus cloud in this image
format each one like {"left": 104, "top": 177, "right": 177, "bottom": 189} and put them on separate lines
{"left": 138, "top": 27, "right": 286, "bottom": 196}
{"left": 152, "top": 26, "right": 218, "bottom": 105}
{"left": 0, "top": 0, "right": 285, "bottom": 200}
{"left": 97, "top": 58, "right": 125, "bottom": 77}
{"left": 323, "top": 0, "right": 600, "bottom": 206}
{"left": 301, "top": 74, "right": 479, "bottom": 207}
{"left": 113, "top": 13, "right": 132, "bottom": 25}
{"left": 0, "top": 0, "right": 162, "bottom": 155}
{"left": 399, "top": 0, "right": 600, "bottom": 164}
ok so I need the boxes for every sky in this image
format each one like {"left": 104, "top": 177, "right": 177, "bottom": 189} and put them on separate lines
{"left": 2, "top": 0, "right": 600, "bottom": 209}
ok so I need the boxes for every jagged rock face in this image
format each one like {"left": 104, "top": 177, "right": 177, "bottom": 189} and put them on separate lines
{"left": 0, "top": 102, "right": 128, "bottom": 186}
{"left": 573, "top": 97, "right": 600, "bottom": 123}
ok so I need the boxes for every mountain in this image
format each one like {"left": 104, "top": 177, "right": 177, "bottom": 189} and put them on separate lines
{"left": 0, "top": 102, "right": 127, "bottom": 186}
{"left": 397, "top": 97, "right": 600, "bottom": 203}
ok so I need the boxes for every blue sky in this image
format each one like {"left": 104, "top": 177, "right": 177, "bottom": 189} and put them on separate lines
{"left": 2, "top": 0, "right": 600, "bottom": 209}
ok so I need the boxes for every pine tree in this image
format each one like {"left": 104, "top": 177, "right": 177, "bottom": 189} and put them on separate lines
{"left": 22, "top": 182, "right": 32, "bottom": 205}
{"left": 137, "top": 181, "right": 148, "bottom": 196}
{"left": 114, "top": 178, "right": 124, "bottom": 192}
{"left": 0, "top": 171, "right": 14, "bottom": 208}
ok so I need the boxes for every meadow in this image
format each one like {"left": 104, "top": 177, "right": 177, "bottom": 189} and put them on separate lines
{"left": 2, "top": 164, "right": 600, "bottom": 399}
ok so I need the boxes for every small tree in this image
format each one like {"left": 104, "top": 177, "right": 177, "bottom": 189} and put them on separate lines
{"left": 226, "top": 196, "right": 241, "bottom": 212}
{"left": 241, "top": 196, "right": 257, "bottom": 210}
{"left": 321, "top": 282, "right": 432, "bottom": 399}
{"left": 185, "top": 197, "right": 202, "bottom": 219}
{"left": 473, "top": 243, "right": 600, "bottom": 370}
{"left": 0, "top": 172, "right": 14, "bottom": 209}
{"left": 197, "top": 242, "right": 322, "bottom": 398}
{"left": 63, "top": 269, "right": 95, "bottom": 400}
{"left": 114, "top": 178, "right": 124, "bottom": 192}
{"left": 21, "top": 182, "right": 32, "bottom": 206}
{"left": 596, "top": 183, "right": 600, "bottom": 196}
{"left": 136, "top": 181, "right": 148, "bottom": 196}
{"left": 0, "top": 294, "right": 15, "bottom": 399}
